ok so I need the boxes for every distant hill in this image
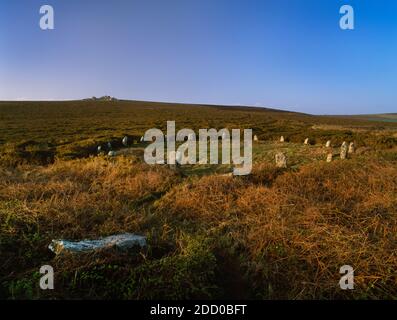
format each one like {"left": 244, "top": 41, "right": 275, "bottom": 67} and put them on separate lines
{"left": 348, "top": 113, "right": 397, "bottom": 123}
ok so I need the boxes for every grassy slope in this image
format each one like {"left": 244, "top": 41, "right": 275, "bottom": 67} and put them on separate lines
{"left": 1, "top": 100, "right": 397, "bottom": 165}
{"left": 0, "top": 100, "right": 397, "bottom": 299}
{"left": 1, "top": 99, "right": 396, "bottom": 144}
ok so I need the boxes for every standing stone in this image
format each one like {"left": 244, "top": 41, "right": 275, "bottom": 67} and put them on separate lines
{"left": 348, "top": 142, "right": 355, "bottom": 154}
{"left": 108, "top": 151, "right": 116, "bottom": 157}
{"left": 304, "top": 138, "right": 309, "bottom": 145}
{"left": 340, "top": 142, "right": 348, "bottom": 160}
{"left": 97, "top": 145, "right": 102, "bottom": 153}
{"left": 254, "top": 135, "right": 259, "bottom": 142}
{"left": 275, "top": 152, "right": 287, "bottom": 168}
{"left": 326, "top": 153, "right": 333, "bottom": 162}
{"left": 325, "top": 140, "right": 331, "bottom": 148}
{"left": 280, "top": 136, "right": 285, "bottom": 143}
{"left": 140, "top": 136, "right": 144, "bottom": 142}
{"left": 122, "top": 136, "right": 129, "bottom": 147}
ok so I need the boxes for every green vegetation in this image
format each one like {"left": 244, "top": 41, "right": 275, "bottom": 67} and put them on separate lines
{"left": 1, "top": 100, "right": 396, "bottom": 165}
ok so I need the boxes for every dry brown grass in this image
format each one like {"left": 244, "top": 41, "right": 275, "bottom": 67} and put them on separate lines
{"left": 1, "top": 100, "right": 397, "bottom": 299}
{"left": 155, "top": 158, "right": 397, "bottom": 299}
{"left": 1, "top": 157, "right": 181, "bottom": 237}
{"left": 1, "top": 152, "right": 397, "bottom": 299}
{"left": 0, "top": 157, "right": 180, "bottom": 296}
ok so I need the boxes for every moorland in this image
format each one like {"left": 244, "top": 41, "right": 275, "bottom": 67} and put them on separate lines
{"left": 1, "top": 100, "right": 396, "bottom": 299}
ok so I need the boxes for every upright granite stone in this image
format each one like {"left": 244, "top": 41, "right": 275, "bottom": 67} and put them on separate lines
{"left": 122, "top": 136, "right": 129, "bottom": 147}
{"left": 348, "top": 142, "right": 355, "bottom": 154}
{"left": 326, "top": 153, "right": 333, "bottom": 162}
{"left": 340, "top": 142, "right": 348, "bottom": 160}
{"left": 275, "top": 152, "right": 287, "bottom": 168}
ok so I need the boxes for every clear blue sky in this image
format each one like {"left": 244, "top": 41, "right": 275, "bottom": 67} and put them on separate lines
{"left": 1, "top": 0, "right": 396, "bottom": 114}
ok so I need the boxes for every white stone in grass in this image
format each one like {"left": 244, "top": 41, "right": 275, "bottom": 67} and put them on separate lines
{"left": 48, "top": 233, "right": 146, "bottom": 255}
{"left": 122, "top": 136, "right": 129, "bottom": 146}
{"left": 325, "top": 140, "right": 331, "bottom": 148}
{"left": 108, "top": 151, "right": 116, "bottom": 157}
{"left": 304, "top": 138, "right": 309, "bottom": 145}
{"left": 348, "top": 142, "right": 355, "bottom": 154}
{"left": 280, "top": 136, "right": 285, "bottom": 143}
{"left": 326, "top": 153, "right": 333, "bottom": 162}
{"left": 254, "top": 135, "right": 259, "bottom": 142}
{"left": 220, "top": 172, "right": 233, "bottom": 177}
{"left": 340, "top": 142, "right": 348, "bottom": 160}
{"left": 275, "top": 152, "right": 287, "bottom": 168}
